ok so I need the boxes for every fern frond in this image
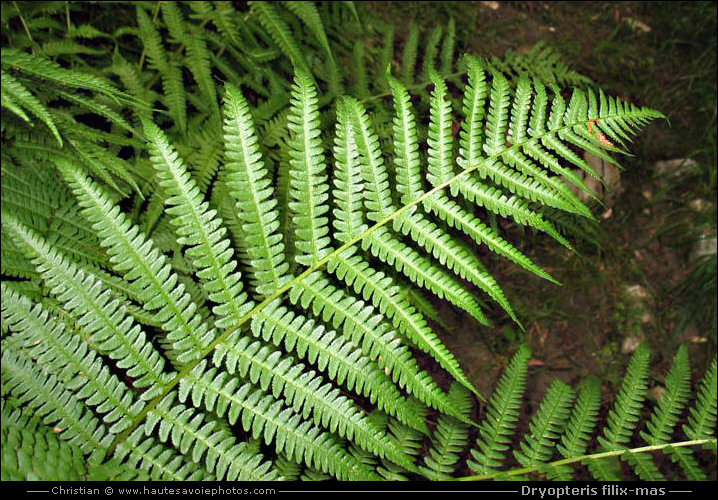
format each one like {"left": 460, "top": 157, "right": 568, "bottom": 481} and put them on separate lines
{"left": 588, "top": 343, "right": 652, "bottom": 480}
{"left": 552, "top": 377, "right": 601, "bottom": 480}
{"left": 643, "top": 346, "right": 692, "bottom": 445}
{"left": 211, "top": 333, "right": 414, "bottom": 468}
{"left": 1, "top": 348, "right": 112, "bottom": 464}
{"left": 222, "top": 83, "right": 292, "bottom": 297}
{"left": 401, "top": 23, "right": 419, "bottom": 85}
{"left": 287, "top": 69, "right": 332, "bottom": 267}
{"left": 440, "top": 18, "right": 456, "bottom": 75}
{"left": 144, "top": 119, "right": 254, "bottom": 330}
{"left": 1, "top": 402, "right": 87, "bottom": 480}
{"left": 249, "top": 1, "right": 310, "bottom": 74}
{"left": 468, "top": 345, "right": 531, "bottom": 476}
{"left": 136, "top": 6, "right": 186, "bottom": 133}
{"left": 684, "top": 356, "right": 717, "bottom": 446}
{"left": 1, "top": 47, "right": 127, "bottom": 99}
{"left": 144, "top": 392, "right": 278, "bottom": 481}
{"left": 113, "top": 428, "right": 211, "bottom": 481}
{"left": 282, "top": 1, "right": 335, "bottom": 66}
{"left": 514, "top": 380, "right": 574, "bottom": 469}
{"left": 421, "top": 384, "right": 472, "bottom": 480}
{"left": 289, "top": 272, "right": 436, "bottom": 432}
{"left": 1, "top": 215, "right": 171, "bottom": 398}
{"left": 1, "top": 69, "right": 61, "bottom": 144}
{"left": 250, "top": 298, "right": 411, "bottom": 423}
{"left": 178, "top": 368, "right": 379, "bottom": 480}
{"left": 56, "top": 160, "right": 216, "bottom": 364}
{"left": 1, "top": 284, "right": 143, "bottom": 434}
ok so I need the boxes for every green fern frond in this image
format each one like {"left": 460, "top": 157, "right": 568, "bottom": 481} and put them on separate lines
{"left": 1, "top": 348, "right": 112, "bottom": 465}
{"left": 0, "top": 6, "right": 683, "bottom": 483}
{"left": 211, "top": 333, "right": 413, "bottom": 467}
{"left": 144, "top": 119, "right": 254, "bottom": 330}
{"left": 287, "top": 69, "right": 332, "bottom": 267}
{"left": 421, "top": 384, "right": 472, "bottom": 479}
{"left": 552, "top": 377, "right": 601, "bottom": 479}
{"left": 1, "top": 402, "right": 87, "bottom": 480}
{"left": 1, "top": 284, "right": 143, "bottom": 434}
{"left": 401, "top": 23, "right": 419, "bottom": 85}
{"left": 1, "top": 215, "right": 172, "bottom": 397}
{"left": 222, "top": 83, "right": 293, "bottom": 298}
{"left": 144, "top": 392, "right": 278, "bottom": 481}
{"left": 178, "top": 368, "right": 379, "bottom": 480}
{"left": 588, "top": 343, "right": 652, "bottom": 480}
{"left": 1, "top": 69, "right": 61, "bottom": 144}
{"left": 684, "top": 356, "right": 717, "bottom": 446}
{"left": 514, "top": 379, "right": 574, "bottom": 469}
{"left": 468, "top": 345, "right": 531, "bottom": 476}
{"left": 136, "top": 6, "right": 186, "bottom": 133}
{"left": 55, "top": 160, "right": 215, "bottom": 364}
{"left": 249, "top": 1, "right": 310, "bottom": 75}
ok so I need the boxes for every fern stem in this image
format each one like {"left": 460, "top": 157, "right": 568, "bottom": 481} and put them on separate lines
{"left": 12, "top": 1, "right": 35, "bottom": 52}
{"left": 138, "top": 2, "right": 162, "bottom": 71}
{"left": 458, "top": 439, "right": 716, "bottom": 481}
{"left": 106, "top": 109, "right": 658, "bottom": 458}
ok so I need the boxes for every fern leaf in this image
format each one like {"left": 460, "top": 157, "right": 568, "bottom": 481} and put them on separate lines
{"left": 552, "top": 377, "right": 601, "bottom": 480}
{"left": 1, "top": 349, "right": 112, "bottom": 464}
{"left": 1, "top": 69, "right": 61, "bottom": 144}
{"left": 113, "top": 428, "right": 212, "bottom": 481}
{"left": 420, "top": 25, "right": 443, "bottom": 81}
{"left": 468, "top": 345, "right": 531, "bottom": 476}
{"left": 222, "top": 83, "right": 292, "bottom": 297}
{"left": 440, "top": 18, "right": 456, "bottom": 75}
{"left": 144, "top": 392, "right": 278, "bottom": 480}
{"left": 211, "top": 334, "right": 413, "bottom": 468}
{"left": 588, "top": 343, "right": 651, "bottom": 480}
{"left": 1, "top": 401, "right": 89, "bottom": 481}
{"left": 1, "top": 47, "right": 126, "bottom": 99}
{"left": 55, "top": 160, "right": 215, "bottom": 364}
{"left": 144, "top": 119, "right": 254, "bottom": 329}
{"left": 287, "top": 70, "right": 332, "bottom": 266}
{"left": 514, "top": 379, "right": 574, "bottom": 468}
{"left": 289, "top": 271, "right": 448, "bottom": 432}
{"left": 179, "top": 368, "right": 379, "bottom": 480}
{"left": 421, "top": 384, "right": 472, "bottom": 479}
{"left": 185, "top": 32, "right": 218, "bottom": 114}
{"left": 1, "top": 215, "right": 171, "bottom": 397}
{"left": 1, "top": 284, "right": 143, "bottom": 434}
{"left": 401, "top": 23, "right": 419, "bottom": 85}
{"left": 282, "top": 1, "right": 334, "bottom": 65}
{"left": 347, "top": 96, "right": 489, "bottom": 325}
{"left": 250, "top": 299, "right": 411, "bottom": 422}
{"left": 643, "top": 346, "right": 692, "bottom": 445}
{"left": 249, "top": 1, "right": 310, "bottom": 74}
{"left": 684, "top": 356, "right": 717, "bottom": 444}
{"left": 136, "top": 6, "right": 186, "bottom": 133}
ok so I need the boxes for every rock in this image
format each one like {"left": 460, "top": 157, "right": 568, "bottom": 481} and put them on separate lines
{"left": 653, "top": 158, "right": 697, "bottom": 178}
{"left": 565, "top": 151, "right": 623, "bottom": 206}
{"left": 621, "top": 335, "right": 642, "bottom": 354}
{"left": 692, "top": 234, "right": 717, "bottom": 259}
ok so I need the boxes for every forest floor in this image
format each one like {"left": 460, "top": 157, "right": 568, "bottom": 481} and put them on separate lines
{"left": 368, "top": 1, "right": 717, "bottom": 423}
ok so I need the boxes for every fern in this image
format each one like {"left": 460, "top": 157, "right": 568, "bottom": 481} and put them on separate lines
{"left": 2, "top": 1, "right": 714, "bottom": 483}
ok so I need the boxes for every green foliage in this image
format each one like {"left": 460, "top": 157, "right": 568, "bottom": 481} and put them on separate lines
{"left": 1, "top": 0, "right": 714, "bottom": 483}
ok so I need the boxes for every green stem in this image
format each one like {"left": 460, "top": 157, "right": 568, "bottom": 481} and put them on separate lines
{"left": 458, "top": 439, "right": 716, "bottom": 480}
